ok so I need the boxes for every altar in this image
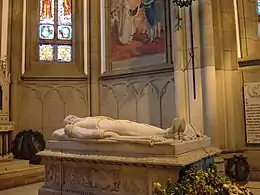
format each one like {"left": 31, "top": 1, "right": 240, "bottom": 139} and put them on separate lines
{"left": 38, "top": 137, "right": 220, "bottom": 195}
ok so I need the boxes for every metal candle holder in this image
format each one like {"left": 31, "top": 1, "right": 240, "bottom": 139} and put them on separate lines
{"left": 172, "top": 0, "right": 195, "bottom": 7}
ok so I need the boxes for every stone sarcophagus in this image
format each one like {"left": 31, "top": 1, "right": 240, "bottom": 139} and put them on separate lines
{"left": 38, "top": 137, "right": 220, "bottom": 195}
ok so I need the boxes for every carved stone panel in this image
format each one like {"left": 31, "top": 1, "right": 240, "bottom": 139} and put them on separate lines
{"left": 63, "top": 166, "right": 121, "bottom": 193}
{"left": 44, "top": 163, "right": 61, "bottom": 190}
{"left": 100, "top": 73, "right": 175, "bottom": 128}
{"left": 62, "top": 164, "right": 148, "bottom": 195}
{"left": 18, "top": 84, "right": 88, "bottom": 139}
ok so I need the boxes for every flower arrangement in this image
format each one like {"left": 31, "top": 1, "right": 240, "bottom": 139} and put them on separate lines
{"left": 153, "top": 166, "right": 253, "bottom": 195}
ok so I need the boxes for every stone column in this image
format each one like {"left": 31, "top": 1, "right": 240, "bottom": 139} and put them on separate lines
{"left": 177, "top": 0, "right": 244, "bottom": 149}
{"left": 0, "top": 130, "right": 13, "bottom": 160}
{"left": 10, "top": 0, "right": 22, "bottom": 135}
{"left": 217, "top": 0, "right": 245, "bottom": 150}
{"left": 173, "top": 6, "right": 188, "bottom": 121}
{"left": 184, "top": 0, "right": 205, "bottom": 134}
{"left": 88, "top": 1, "right": 101, "bottom": 116}
{"left": 198, "top": 0, "right": 218, "bottom": 144}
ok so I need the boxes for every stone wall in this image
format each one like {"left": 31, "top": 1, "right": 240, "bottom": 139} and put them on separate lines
{"left": 100, "top": 72, "right": 175, "bottom": 128}
{"left": 8, "top": 0, "right": 176, "bottom": 140}
{"left": 7, "top": 0, "right": 260, "bottom": 179}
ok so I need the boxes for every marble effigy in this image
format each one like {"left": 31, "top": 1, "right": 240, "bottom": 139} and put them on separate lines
{"left": 52, "top": 115, "right": 202, "bottom": 141}
{"left": 38, "top": 116, "right": 221, "bottom": 195}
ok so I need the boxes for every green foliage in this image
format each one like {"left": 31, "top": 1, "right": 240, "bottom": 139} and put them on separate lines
{"left": 153, "top": 166, "right": 253, "bottom": 195}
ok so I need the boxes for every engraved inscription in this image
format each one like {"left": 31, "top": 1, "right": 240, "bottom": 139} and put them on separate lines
{"left": 244, "top": 83, "right": 260, "bottom": 143}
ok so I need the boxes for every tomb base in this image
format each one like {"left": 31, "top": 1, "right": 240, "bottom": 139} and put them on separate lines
{"left": 38, "top": 138, "right": 220, "bottom": 195}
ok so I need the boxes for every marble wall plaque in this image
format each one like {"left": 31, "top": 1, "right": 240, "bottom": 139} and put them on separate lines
{"left": 244, "top": 83, "right": 260, "bottom": 144}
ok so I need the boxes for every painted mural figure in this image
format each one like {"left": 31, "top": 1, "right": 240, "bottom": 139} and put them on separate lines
{"left": 63, "top": 0, "right": 72, "bottom": 16}
{"left": 111, "top": 0, "right": 163, "bottom": 44}
{"left": 110, "top": 0, "right": 165, "bottom": 62}
{"left": 41, "top": 0, "right": 53, "bottom": 19}
{"left": 111, "top": 0, "right": 138, "bottom": 44}
{"left": 139, "top": 0, "right": 163, "bottom": 42}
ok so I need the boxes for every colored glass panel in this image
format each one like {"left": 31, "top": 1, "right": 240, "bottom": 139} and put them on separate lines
{"left": 58, "top": 0, "right": 72, "bottom": 25}
{"left": 58, "top": 25, "right": 72, "bottom": 40}
{"left": 39, "top": 44, "right": 54, "bottom": 61}
{"left": 57, "top": 45, "right": 72, "bottom": 62}
{"left": 39, "top": 24, "right": 54, "bottom": 39}
{"left": 258, "top": 0, "right": 260, "bottom": 15}
{"left": 40, "top": 0, "right": 55, "bottom": 24}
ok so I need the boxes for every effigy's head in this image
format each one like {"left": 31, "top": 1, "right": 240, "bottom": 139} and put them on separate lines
{"left": 64, "top": 115, "right": 80, "bottom": 126}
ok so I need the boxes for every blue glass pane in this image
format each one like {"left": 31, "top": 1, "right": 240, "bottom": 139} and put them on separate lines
{"left": 39, "top": 24, "right": 54, "bottom": 39}
{"left": 258, "top": 0, "right": 260, "bottom": 15}
{"left": 58, "top": 25, "right": 72, "bottom": 40}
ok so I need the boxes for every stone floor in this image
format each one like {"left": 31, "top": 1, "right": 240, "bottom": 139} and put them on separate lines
{"left": 0, "top": 182, "right": 43, "bottom": 195}
{"left": 245, "top": 181, "right": 260, "bottom": 194}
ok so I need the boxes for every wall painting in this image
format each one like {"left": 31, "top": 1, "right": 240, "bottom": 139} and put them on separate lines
{"left": 110, "top": 0, "right": 167, "bottom": 69}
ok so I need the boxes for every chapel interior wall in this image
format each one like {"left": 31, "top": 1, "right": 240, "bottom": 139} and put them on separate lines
{"left": 9, "top": 0, "right": 90, "bottom": 140}
{"left": 180, "top": 0, "right": 245, "bottom": 149}
{"left": 100, "top": 72, "right": 176, "bottom": 129}
{"left": 214, "top": 0, "right": 245, "bottom": 151}
{"left": 5, "top": 0, "right": 260, "bottom": 181}
{"left": 223, "top": 0, "right": 260, "bottom": 181}
{"left": 6, "top": 0, "right": 259, "bottom": 162}
{"left": 8, "top": 0, "right": 177, "bottom": 140}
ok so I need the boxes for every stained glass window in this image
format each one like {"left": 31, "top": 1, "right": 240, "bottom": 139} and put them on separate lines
{"left": 38, "top": 0, "right": 72, "bottom": 62}
{"left": 40, "top": 0, "right": 54, "bottom": 24}
{"left": 39, "top": 24, "right": 54, "bottom": 39}
{"left": 57, "top": 45, "right": 72, "bottom": 62}
{"left": 58, "top": 0, "right": 72, "bottom": 25}
{"left": 258, "top": 0, "right": 260, "bottom": 15}
{"left": 58, "top": 26, "right": 72, "bottom": 40}
{"left": 39, "top": 44, "right": 54, "bottom": 61}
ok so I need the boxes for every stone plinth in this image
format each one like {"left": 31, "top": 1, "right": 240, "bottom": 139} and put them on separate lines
{"left": 38, "top": 138, "right": 220, "bottom": 195}
{"left": 0, "top": 160, "right": 44, "bottom": 190}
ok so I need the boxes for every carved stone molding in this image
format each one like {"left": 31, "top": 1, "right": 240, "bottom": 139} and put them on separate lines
{"left": 39, "top": 146, "right": 220, "bottom": 168}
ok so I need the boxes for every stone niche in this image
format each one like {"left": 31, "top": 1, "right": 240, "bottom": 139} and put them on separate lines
{"left": 38, "top": 137, "right": 220, "bottom": 195}
{"left": 0, "top": 57, "right": 14, "bottom": 161}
